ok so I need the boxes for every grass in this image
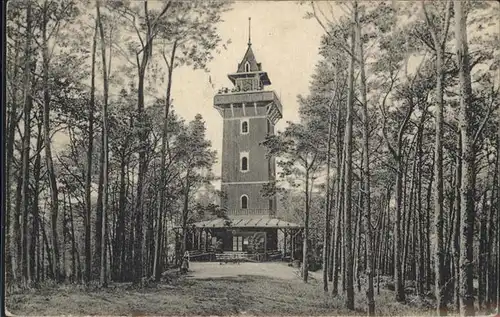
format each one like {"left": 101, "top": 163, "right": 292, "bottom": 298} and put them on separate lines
{"left": 6, "top": 272, "right": 437, "bottom": 316}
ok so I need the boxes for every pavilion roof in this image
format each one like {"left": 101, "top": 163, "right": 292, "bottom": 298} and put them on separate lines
{"left": 188, "top": 216, "right": 302, "bottom": 229}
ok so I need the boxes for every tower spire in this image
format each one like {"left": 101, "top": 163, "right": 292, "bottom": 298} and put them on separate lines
{"left": 248, "top": 17, "right": 251, "bottom": 46}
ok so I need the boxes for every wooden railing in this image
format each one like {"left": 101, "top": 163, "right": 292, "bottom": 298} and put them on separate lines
{"left": 215, "top": 250, "right": 283, "bottom": 262}
{"left": 187, "top": 250, "right": 216, "bottom": 262}
{"left": 214, "top": 90, "right": 283, "bottom": 115}
{"left": 186, "top": 250, "right": 284, "bottom": 262}
{"left": 226, "top": 208, "right": 271, "bottom": 216}
{"left": 216, "top": 252, "right": 247, "bottom": 261}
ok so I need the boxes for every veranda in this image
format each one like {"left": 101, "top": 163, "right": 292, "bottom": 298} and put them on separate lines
{"left": 172, "top": 217, "right": 306, "bottom": 262}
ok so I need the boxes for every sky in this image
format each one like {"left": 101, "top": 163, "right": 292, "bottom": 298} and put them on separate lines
{"left": 168, "top": 1, "right": 324, "bottom": 178}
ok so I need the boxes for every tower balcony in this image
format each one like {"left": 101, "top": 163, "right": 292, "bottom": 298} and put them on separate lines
{"left": 226, "top": 208, "right": 274, "bottom": 217}
{"left": 214, "top": 89, "right": 282, "bottom": 117}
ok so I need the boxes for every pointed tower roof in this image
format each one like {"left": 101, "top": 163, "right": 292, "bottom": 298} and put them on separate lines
{"left": 228, "top": 18, "right": 271, "bottom": 86}
{"left": 236, "top": 44, "right": 262, "bottom": 73}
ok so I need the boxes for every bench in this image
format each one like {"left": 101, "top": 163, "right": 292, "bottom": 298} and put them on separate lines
{"left": 216, "top": 252, "right": 248, "bottom": 264}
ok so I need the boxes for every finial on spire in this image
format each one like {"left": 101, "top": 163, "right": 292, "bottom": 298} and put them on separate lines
{"left": 248, "top": 17, "right": 252, "bottom": 46}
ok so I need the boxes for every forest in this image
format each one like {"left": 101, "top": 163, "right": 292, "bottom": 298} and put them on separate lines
{"left": 4, "top": 1, "right": 500, "bottom": 317}
{"left": 5, "top": 0, "right": 228, "bottom": 288}
{"left": 264, "top": 1, "right": 500, "bottom": 316}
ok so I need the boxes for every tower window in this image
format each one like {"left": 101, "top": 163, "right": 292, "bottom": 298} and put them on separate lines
{"left": 241, "top": 195, "right": 248, "bottom": 209}
{"left": 245, "top": 61, "right": 250, "bottom": 72}
{"left": 241, "top": 157, "right": 248, "bottom": 171}
{"left": 241, "top": 120, "right": 249, "bottom": 134}
{"left": 240, "top": 151, "right": 249, "bottom": 172}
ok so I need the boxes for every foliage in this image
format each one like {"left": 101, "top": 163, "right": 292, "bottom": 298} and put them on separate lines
{"left": 5, "top": 0, "right": 229, "bottom": 287}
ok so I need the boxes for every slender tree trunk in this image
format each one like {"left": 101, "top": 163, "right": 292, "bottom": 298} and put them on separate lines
{"left": 479, "top": 191, "right": 488, "bottom": 310}
{"left": 20, "top": 0, "right": 33, "bottom": 288}
{"left": 32, "top": 116, "right": 44, "bottom": 285}
{"left": 95, "top": 148, "right": 104, "bottom": 277}
{"left": 332, "top": 82, "right": 344, "bottom": 296}
{"left": 454, "top": 2, "right": 475, "bottom": 315}
{"left": 127, "top": 164, "right": 135, "bottom": 278}
{"left": 486, "top": 149, "right": 498, "bottom": 310}
{"left": 42, "top": 0, "right": 60, "bottom": 281}
{"left": 416, "top": 109, "right": 427, "bottom": 297}
{"left": 343, "top": 7, "right": 356, "bottom": 308}
{"left": 9, "top": 152, "right": 20, "bottom": 283}
{"left": 118, "top": 122, "right": 132, "bottom": 280}
{"left": 96, "top": 0, "right": 109, "bottom": 288}
{"left": 433, "top": 30, "right": 447, "bottom": 317}
{"left": 14, "top": 157, "right": 23, "bottom": 280}
{"left": 111, "top": 181, "right": 118, "bottom": 280}
{"left": 6, "top": 20, "right": 22, "bottom": 286}
{"left": 426, "top": 155, "right": 435, "bottom": 293}
{"left": 67, "top": 193, "right": 77, "bottom": 283}
{"left": 403, "top": 143, "right": 418, "bottom": 282}
{"left": 323, "top": 97, "right": 334, "bottom": 292}
{"left": 495, "top": 128, "right": 500, "bottom": 315}
{"left": 134, "top": 75, "right": 147, "bottom": 283}
{"left": 332, "top": 169, "right": 344, "bottom": 295}
{"left": 328, "top": 177, "right": 336, "bottom": 282}
{"left": 117, "top": 156, "right": 127, "bottom": 280}
{"left": 445, "top": 169, "right": 456, "bottom": 306}
{"left": 377, "top": 192, "right": 388, "bottom": 293}
{"left": 454, "top": 133, "right": 462, "bottom": 312}
{"left": 154, "top": 41, "right": 177, "bottom": 281}
{"left": 41, "top": 212, "right": 53, "bottom": 279}
{"left": 394, "top": 153, "right": 405, "bottom": 302}
{"left": 181, "top": 179, "right": 191, "bottom": 255}
{"left": 41, "top": 216, "right": 45, "bottom": 282}
{"left": 383, "top": 190, "right": 392, "bottom": 276}
{"left": 303, "top": 168, "right": 311, "bottom": 283}
{"left": 402, "top": 156, "right": 409, "bottom": 246}
{"left": 84, "top": 18, "right": 98, "bottom": 285}
{"left": 360, "top": 62, "right": 375, "bottom": 308}
{"left": 355, "top": 188, "right": 363, "bottom": 292}
{"left": 62, "top": 192, "right": 68, "bottom": 282}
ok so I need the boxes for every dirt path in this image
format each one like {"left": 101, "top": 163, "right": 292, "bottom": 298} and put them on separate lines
{"left": 5, "top": 261, "right": 432, "bottom": 316}
{"left": 187, "top": 261, "right": 320, "bottom": 280}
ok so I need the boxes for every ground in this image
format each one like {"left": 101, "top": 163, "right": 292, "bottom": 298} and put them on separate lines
{"left": 6, "top": 262, "right": 435, "bottom": 316}
{"left": 188, "top": 261, "right": 307, "bottom": 280}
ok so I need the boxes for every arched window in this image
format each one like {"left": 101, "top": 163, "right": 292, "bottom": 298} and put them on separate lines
{"left": 241, "top": 156, "right": 248, "bottom": 171}
{"left": 240, "top": 151, "right": 249, "bottom": 172}
{"left": 241, "top": 195, "right": 248, "bottom": 209}
{"left": 241, "top": 120, "right": 249, "bottom": 134}
{"left": 245, "top": 61, "right": 250, "bottom": 72}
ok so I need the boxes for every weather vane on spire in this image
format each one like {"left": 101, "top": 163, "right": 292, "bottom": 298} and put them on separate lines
{"left": 248, "top": 17, "right": 252, "bottom": 46}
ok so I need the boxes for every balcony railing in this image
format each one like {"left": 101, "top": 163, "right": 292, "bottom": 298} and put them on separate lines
{"left": 214, "top": 90, "right": 283, "bottom": 116}
{"left": 217, "top": 85, "right": 264, "bottom": 94}
{"left": 226, "top": 208, "right": 272, "bottom": 216}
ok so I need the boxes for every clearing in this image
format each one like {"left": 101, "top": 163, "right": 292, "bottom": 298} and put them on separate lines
{"left": 6, "top": 262, "right": 434, "bottom": 316}
{"left": 187, "top": 261, "right": 309, "bottom": 280}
